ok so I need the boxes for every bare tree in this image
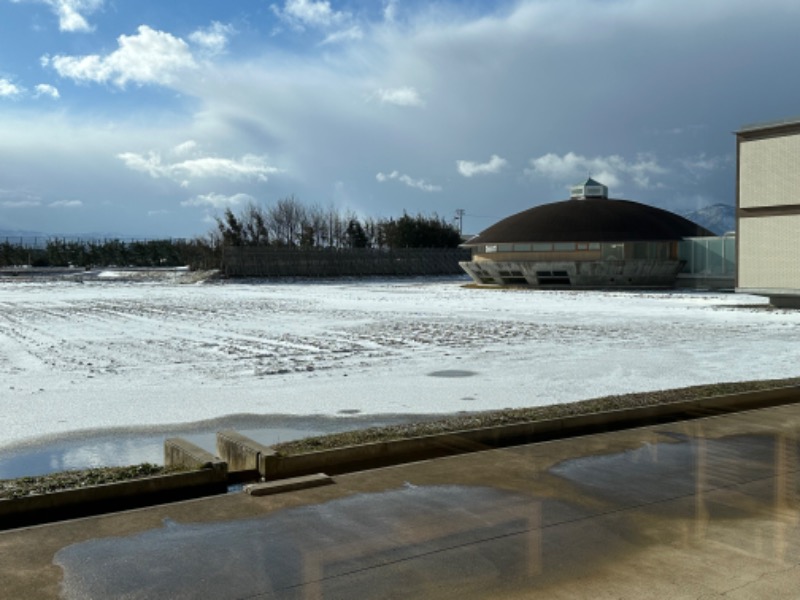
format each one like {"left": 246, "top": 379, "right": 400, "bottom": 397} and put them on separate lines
{"left": 305, "top": 203, "right": 328, "bottom": 247}
{"left": 211, "top": 196, "right": 462, "bottom": 250}
{"left": 268, "top": 195, "right": 306, "bottom": 246}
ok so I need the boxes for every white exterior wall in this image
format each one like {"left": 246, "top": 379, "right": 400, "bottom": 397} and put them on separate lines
{"left": 740, "top": 135, "right": 800, "bottom": 209}
{"left": 739, "top": 215, "right": 800, "bottom": 290}
{"left": 737, "top": 125, "right": 800, "bottom": 297}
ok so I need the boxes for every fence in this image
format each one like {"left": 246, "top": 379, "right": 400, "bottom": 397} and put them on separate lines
{"left": 222, "top": 247, "right": 471, "bottom": 277}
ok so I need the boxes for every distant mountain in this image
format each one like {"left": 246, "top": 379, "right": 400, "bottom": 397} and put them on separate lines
{"left": 682, "top": 204, "right": 736, "bottom": 236}
{"left": 0, "top": 228, "right": 48, "bottom": 240}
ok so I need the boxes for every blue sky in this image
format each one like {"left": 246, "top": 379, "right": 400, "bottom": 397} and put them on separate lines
{"left": 1, "top": 0, "right": 799, "bottom": 238}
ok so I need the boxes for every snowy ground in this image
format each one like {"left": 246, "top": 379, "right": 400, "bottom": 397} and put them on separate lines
{"left": 2, "top": 272, "right": 800, "bottom": 477}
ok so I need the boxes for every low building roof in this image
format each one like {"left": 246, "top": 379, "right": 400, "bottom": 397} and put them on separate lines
{"left": 464, "top": 197, "right": 714, "bottom": 245}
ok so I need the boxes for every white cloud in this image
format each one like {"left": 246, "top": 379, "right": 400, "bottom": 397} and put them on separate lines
{"left": 321, "top": 26, "right": 363, "bottom": 45}
{"left": 525, "top": 152, "right": 668, "bottom": 191}
{"left": 48, "top": 199, "right": 82, "bottom": 208}
{"left": 45, "top": 25, "right": 196, "bottom": 87}
{"left": 457, "top": 154, "right": 507, "bottom": 177}
{"left": 376, "top": 170, "right": 441, "bottom": 192}
{"left": 170, "top": 156, "right": 280, "bottom": 181}
{"left": 34, "top": 84, "right": 60, "bottom": 99}
{"left": 272, "top": 0, "right": 361, "bottom": 43}
{"left": 627, "top": 157, "right": 668, "bottom": 189}
{"left": 117, "top": 151, "right": 282, "bottom": 183}
{"left": 383, "top": 0, "right": 398, "bottom": 23}
{"left": 181, "top": 192, "right": 254, "bottom": 208}
{"left": 275, "top": 0, "right": 345, "bottom": 29}
{"left": 189, "top": 22, "right": 236, "bottom": 55}
{"left": 2, "top": 200, "right": 41, "bottom": 208}
{"left": 0, "top": 78, "right": 23, "bottom": 98}
{"left": 679, "top": 153, "right": 732, "bottom": 177}
{"left": 54, "top": 0, "right": 98, "bottom": 32}
{"left": 172, "top": 140, "right": 198, "bottom": 156}
{"left": 375, "top": 87, "right": 424, "bottom": 107}
{"left": 12, "top": 0, "right": 103, "bottom": 33}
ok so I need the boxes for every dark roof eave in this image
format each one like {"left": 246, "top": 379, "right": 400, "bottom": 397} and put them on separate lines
{"left": 466, "top": 198, "right": 714, "bottom": 245}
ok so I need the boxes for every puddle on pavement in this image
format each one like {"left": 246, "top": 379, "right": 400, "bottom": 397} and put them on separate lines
{"left": 54, "top": 485, "right": 634, "bottom": 599}
{"left": 550, "top": 432, "right": 791, "bottom": 512}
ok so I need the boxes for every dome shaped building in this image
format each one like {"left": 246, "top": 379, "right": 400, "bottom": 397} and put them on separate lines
{"left": 460, "top": 179, "right": 713, "bottom": 288}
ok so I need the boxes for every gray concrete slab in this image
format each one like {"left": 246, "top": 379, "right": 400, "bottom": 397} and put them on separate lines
{"left": 245, "top": 473, "right": 334, "bottom": 496}
{"left": 3, "top": 403, "right": 800, "bottom": 598}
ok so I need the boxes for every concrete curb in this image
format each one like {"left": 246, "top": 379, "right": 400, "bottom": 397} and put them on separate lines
{"left": 259, "top": 385, "right": 800, "bottom": 480}
{"left": 245, "top": 474, "right": 334, "bottom": 497}
{"left": 0, "top": 466, "right": 228, "bottom": 531}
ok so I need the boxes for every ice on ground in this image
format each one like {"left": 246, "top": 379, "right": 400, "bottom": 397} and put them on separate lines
{"left": 1, "top": 275, "right": 799, "bottom": 452}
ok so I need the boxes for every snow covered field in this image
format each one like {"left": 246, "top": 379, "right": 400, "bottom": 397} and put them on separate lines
{"left": 2, "top": 272, "right": 800, "bottom": 477}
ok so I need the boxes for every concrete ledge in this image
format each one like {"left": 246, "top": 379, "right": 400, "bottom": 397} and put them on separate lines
{"left": 244, "top": 473, "right": 334, "bottom": 497}
{"left": 216, "top": 430, "right": 276, "bottom": 473}
{"left": 262, "top": 385, "right": 800, "bottom": 480}
{"left": 0, "top": 467, "right": 228, "bottom": 531}
{"left": 164, "top": 437, "right": 223, "bottom": 471}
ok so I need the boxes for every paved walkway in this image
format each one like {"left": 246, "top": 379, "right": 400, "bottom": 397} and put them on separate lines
{"left": 3, "top": 403, "right": 800, "bottom": 599}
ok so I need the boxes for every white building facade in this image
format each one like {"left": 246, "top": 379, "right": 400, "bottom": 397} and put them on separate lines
{"left": 737, "top": 120, "right": 800, "bottom": 307}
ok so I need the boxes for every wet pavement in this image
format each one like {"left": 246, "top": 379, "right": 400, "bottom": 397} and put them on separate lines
{"left": 4, "top": 402, "right": 800, "bottom": 598}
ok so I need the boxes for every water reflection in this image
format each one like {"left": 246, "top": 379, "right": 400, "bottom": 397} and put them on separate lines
{"left": 550, "top": 426, "right": 800, "bottom": 564}
{"left": 47, "top": 422, "right": 800, "bottom": 598}
{"left": 0, "top": 429, "right": 316, "bottom": 480}
{"left": 55, "top": 486, "right": 553, "bottom": 600}
{"left": 0, "top": 415, "right": 434, "bottom": 480}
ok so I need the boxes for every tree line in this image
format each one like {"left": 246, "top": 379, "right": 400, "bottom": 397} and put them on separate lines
{"left": 0, "top": 238, "right": 214, "bottom": 269}
{"left": 0, "top": 196, "right": 463, "bottom": 268}
{"left": 212, "top": 196, "right": 461, "bottom": 249}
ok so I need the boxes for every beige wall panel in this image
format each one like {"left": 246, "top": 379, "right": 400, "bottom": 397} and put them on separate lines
{"left": 740, "top": 135, "right": 800, "bottom": 209}
{"left": 739, "top": 215, "right": 800, "bottom": 289}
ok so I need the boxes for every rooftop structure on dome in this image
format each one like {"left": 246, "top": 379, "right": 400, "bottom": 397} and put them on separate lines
{"left": 570, "top": 177, "right": 608, "bottom": 199}
{"left": 460, "top": 180, "right": 713, "bottom": 288}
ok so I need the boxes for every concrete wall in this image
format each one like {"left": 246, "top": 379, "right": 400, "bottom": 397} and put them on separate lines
{"left": 223, "top": 247, "right": 471, "bottom": 277}
{"left": 164, "top": 437, "right": 222, "bottom": 470}
{"left": 460, "top": 259, "right": 683, "bottom": 288}
{"left": 0, "top": 468, "right": 228, "bottom": 530}
{"left": 216, "top": 429, "right": 275, "bottom": 474}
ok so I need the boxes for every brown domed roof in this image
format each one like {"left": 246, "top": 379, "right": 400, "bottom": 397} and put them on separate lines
{"left": 464, "top": 198, "right": 714, "bottom": 245}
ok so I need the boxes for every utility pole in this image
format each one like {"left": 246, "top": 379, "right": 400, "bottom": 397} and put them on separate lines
{"left": 454, "top": 209, "right": 465, "bottom": 235}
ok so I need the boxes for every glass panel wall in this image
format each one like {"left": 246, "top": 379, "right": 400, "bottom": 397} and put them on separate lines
{"left": 678, "top": 236, "right": 736, "bottom": 275}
